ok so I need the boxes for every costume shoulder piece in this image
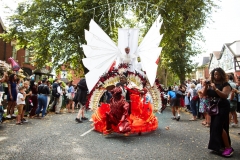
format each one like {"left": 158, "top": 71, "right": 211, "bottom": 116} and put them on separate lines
{"left": 82, "top": 16, "right": 163, "bottom": 92}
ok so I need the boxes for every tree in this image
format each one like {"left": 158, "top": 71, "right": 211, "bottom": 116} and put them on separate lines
{"left": 1, "top": 0, "right": 217, "bottom": 81}
{"left": 157, "top": 0, "right": 217, "bottom": 83}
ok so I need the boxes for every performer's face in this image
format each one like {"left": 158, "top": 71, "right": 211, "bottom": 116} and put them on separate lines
{"left": 125, "top": 47, "right": 130, "bottom": 54}
{"left": 120, "top": 77, "right": 127, "bottom": 84}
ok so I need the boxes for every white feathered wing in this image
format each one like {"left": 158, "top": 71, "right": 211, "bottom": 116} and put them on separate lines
{"left": 82, "top": 19, "right": 121, "bottom": 92}
{"left": 136, "top": 16, "right": 163, "bottom": 86}
{"left": 82, "top": 17, "right": 163, "bottom": 92}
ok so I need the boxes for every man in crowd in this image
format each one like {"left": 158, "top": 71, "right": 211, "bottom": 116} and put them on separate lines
{"left": 75, "top": 78, "right": 88, "bottom": 123}
{"left": 49, "top": 78, "right": 59, "bottom": 112}
{"left": 173, "top": 82, "right": 179, "bottom": 91}
{"left": 228, "top": 74, "right": 238, "bottom": 127}
{"left": 55, "top": 82, "right": 63, "bottom": 114}
{"left": 36, "top": 79, "right": 50, "bottom": 118}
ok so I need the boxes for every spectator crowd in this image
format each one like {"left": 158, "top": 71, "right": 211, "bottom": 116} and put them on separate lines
{"left": 165, "top": 68, "right": 240, "bottom": 157}
{"left": 1, "top": 67, "right": 240, "bottom": 157}
{"left": 0, "top": 73, "right": 89, "bottom": 125}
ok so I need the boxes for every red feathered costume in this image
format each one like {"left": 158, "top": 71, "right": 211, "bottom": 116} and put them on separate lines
{"left": 105, "top": 87, "right": 131, "bottom": 133}
{"left": 92, "top": 86, "right": 158, "bottom": 135}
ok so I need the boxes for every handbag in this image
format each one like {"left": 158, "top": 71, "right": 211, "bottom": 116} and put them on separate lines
{"left": 230, "top": 100, "right": 237, "bottom": 109}
{"left": 66, "top": 93, "right": 73, "bottom": 100}
{"left": 206, "top": 98, "right": 219, "bottom": 116}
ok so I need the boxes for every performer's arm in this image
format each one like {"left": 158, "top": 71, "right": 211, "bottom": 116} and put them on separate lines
{"left": 120, "top": 102, "right": 129, "bottom": 122}
{"left": 0, "top": 72, "right": 7, "bottom": 82}
{"left": 8, "top": 82, "right": 12, "bottom": 99}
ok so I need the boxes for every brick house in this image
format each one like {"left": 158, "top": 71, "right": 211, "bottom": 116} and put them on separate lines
{"left": 0, "top": 17, "right": 12, "bottom": 64}
{"left": 0, "top": 17, "right": 54, "bottom": 80}
{"left": 56, "top": 65, "right": 83, "bottom": 85}
{"left": 209, "top": 40, "right": 240, "bottom": 80}
{"left": 196, "top": 56, "right": 210, "bottom": 80}
{"left": 1, "top": 17, "right": 82, "bottom": 83}
{"left": 0, "top": 17, "right": 35, "bottom": 77}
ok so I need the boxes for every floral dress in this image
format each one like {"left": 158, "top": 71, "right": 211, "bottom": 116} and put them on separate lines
{"left": 199, "top": 97, "right": 209, "bottom": 113}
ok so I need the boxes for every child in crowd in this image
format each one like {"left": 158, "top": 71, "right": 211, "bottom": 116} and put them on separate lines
{"left": 16, "top": 86, "right": 26, "bottom": 125}
{"left": 198, "top": 89, "right": 210, "bottom": 127}
{"left": 22, "top": 81, "right": 31, "bottom": 122}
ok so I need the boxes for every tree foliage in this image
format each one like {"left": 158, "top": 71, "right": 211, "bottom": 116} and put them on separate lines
{"left": 157, "top": 0, "right": 217, "bottom": 83}
{"left": 1, "top": 0, "right": 218, "bottom": 81}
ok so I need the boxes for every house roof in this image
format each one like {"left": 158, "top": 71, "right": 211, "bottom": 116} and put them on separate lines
{"left": 226, "top": 40, "right": 240, "bottom": 56}
{"left": 202, "top": 57, "right": 209, "bottom": 66}
{"left": 0, "top": 17, "right": 6, "bottom": 31}
{"left": 197, "top": 56, "right": 210, "bottom": 67}
{"left": 212, "top": 51, "right": 221, "bottom": 60}
{"left": 208, "top": 51, "right": 220, "bottom": 68}
{"left": 209, "top": 40, "right": 240, "bottom": 69}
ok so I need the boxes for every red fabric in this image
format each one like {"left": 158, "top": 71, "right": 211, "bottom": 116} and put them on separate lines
{"left": 104, "top": 87, "right": 131, "bottom": 133}
{"left": 92, "top": 88, "right": 158, "bottom": 134}
{"left": 180, "top": 97, "right": 185, "bottom": 107}
{"left": 126, "top": 87, "right": 140, "bottom": 95}
{"left": 155, "top": 57, "right": 160, "bottom": 64}
{"left": 118, "top": 120, "right": 131, "bottom": 133}
{"left": 109, "top": 61, "right": 116, "bottom": 72}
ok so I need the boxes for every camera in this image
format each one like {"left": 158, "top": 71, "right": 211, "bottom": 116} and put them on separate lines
{"left": 205, "top": 80, "right": 211, "bottom": 85}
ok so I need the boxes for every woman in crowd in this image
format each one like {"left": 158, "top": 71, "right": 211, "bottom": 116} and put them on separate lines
{"left": 184, "top": 80, "right": 191, "bottom": 112}
{"left": 178, "top": 83, "right": 186, "bottom": 107}
{"left": 75, "top": 78, "right": 88, "bottom": 123}
{"left": 188, "top": 83, "right": 198, "bottom": 121}
{"left": 202, "top": 67, "right": 233, "bottom": 157}
{"left": 167, "top": 86, "right": 180, "bottom": 121}
{"left": 66, "top": 81, "right": 75, "bottom": 113}
{"left": 16, "top": 77, "right": 21, "bottom": 93}
{"left": 46, "top": 80, "right": 52, "bottom": 110}
{"left": 6, "top": 74, "right": 18, "bottom": 118}
{"left": 29, "top": 80, "right": 38, "bottom": 118}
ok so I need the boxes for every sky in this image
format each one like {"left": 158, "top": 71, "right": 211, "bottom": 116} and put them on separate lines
{"left": 0, "top": 0, "right": 240, "bottom": 58}
{"left": 199, "top": 0, "right": 240, "bottom": 56}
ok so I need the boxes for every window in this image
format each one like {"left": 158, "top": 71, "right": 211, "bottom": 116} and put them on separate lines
{"left": 61, "top": 71, "right": 67, "bottom": 78}
{"left": 198, "top": 71, "right": 203, "bottom": 78}
{"left": 12, "top": 47, "right": 16, "bottom": 59}
{"left": 25, "top": 49, "right": 29, "bottom": 63}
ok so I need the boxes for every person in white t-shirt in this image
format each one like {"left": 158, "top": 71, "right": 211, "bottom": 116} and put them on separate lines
{"left": 184, "top": 80, "right": 191, "bottom": 112}
{"left": 173, "top": 82, "right": 179, "bottom": 91}
{"left": 16, "top": 86, "right": 26, "bottom": 125}
{"left": 195, "top": 78, "right": 203, "bottom": 91}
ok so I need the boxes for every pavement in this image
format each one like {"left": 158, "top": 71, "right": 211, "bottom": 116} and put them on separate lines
{"left": 0, "top": 107, "right": 240, "bottom": 160}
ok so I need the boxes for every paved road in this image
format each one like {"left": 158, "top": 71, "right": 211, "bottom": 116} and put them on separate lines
{"left": 0, "top": 107, "right": 240, "bottom": 160}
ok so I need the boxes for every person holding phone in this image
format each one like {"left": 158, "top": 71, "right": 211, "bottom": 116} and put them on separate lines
{"left": 202, "top": 67, "right": 233, "bottom": 157}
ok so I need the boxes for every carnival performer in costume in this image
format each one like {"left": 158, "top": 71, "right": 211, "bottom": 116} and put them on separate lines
{"left": 83, "top": 16, "right": 163, "bottom": 135}
{"left": 104, "top": 87, "right": 131, "bottom": 135}
{"left": 92, "top": 76, "right": 158, "bottom": 135}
